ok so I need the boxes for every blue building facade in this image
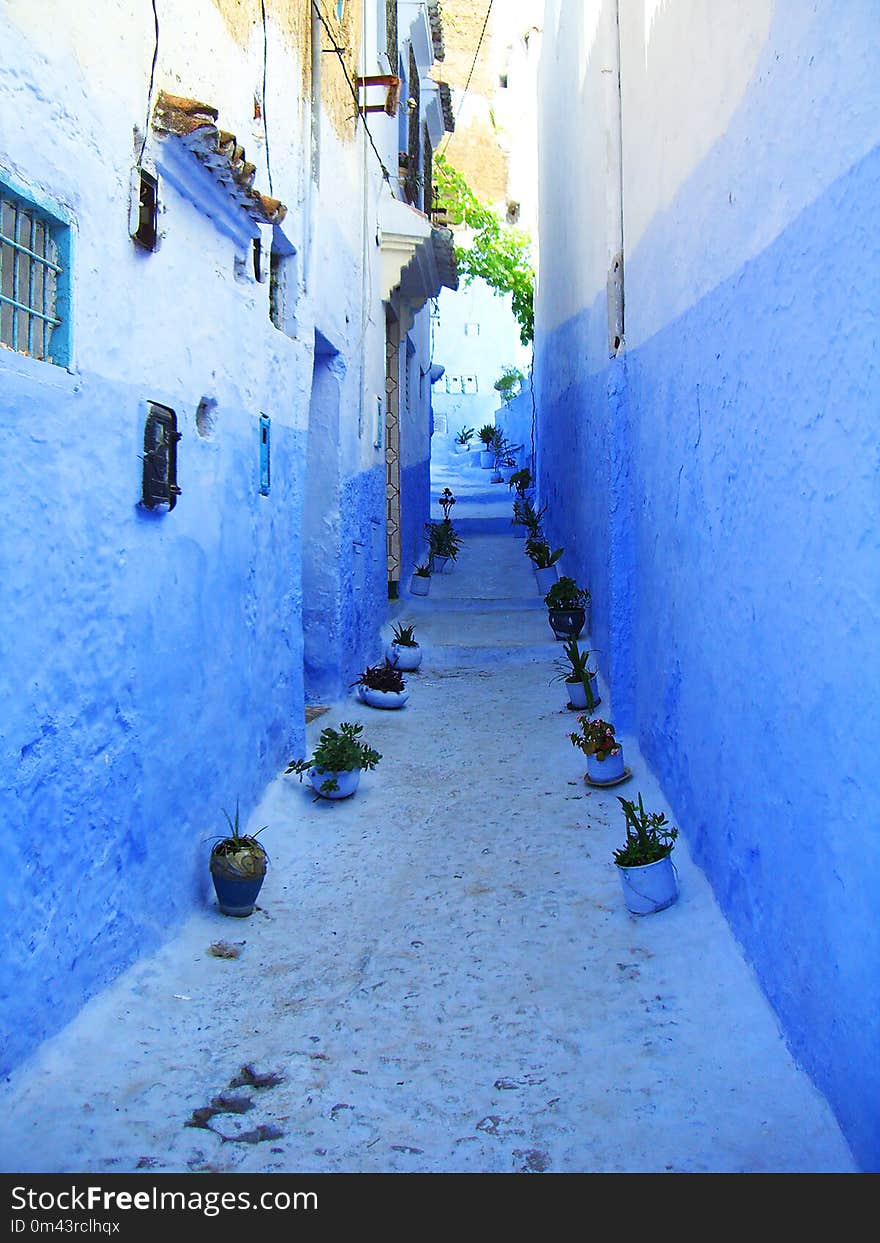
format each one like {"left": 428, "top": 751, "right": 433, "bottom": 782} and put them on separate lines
{"left": 536, "top": 0, "right": 880, "bottom": 1170}
{"left": 0, "top": 1, "right": 454, "bottom": 1078}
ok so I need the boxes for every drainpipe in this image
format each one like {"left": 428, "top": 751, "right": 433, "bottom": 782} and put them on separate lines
{"left": 604, "top": 0, "right": 636, "bottom": 728}
{"left": 606, "top": 0, "right": 625, "bottom": 356}
{"left": 306, "top": 1, "right": 322, "bottom": 291}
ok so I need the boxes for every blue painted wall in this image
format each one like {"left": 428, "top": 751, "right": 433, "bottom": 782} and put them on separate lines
{"left": 0, "top": 359, "right": 306, "bottom": 1074}
{"left": 536, "top": 3, "right": 880, "bottom": 1169}
{"left": 400, "top": 459, "right": 430, "bottom": 581}
{"left": 495, "top": 385, "right": 535, "bottom": 478}
{"left": 339, "top": 464, "right": 389, "bottom": 685}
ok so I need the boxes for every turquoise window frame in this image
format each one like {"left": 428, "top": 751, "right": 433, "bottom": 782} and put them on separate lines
{"left": 0, "top": 171, "right": 73, "bottom": 367}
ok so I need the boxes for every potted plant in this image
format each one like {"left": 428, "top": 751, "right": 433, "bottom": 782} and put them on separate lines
{"left": 544, "top": 576, "right": 590, "bottom": 641}
{"left": 489, "top": 432, "right": 520, "bottom": 483}
{"left": 351, "top": 659, "right": 409, "bottom": 710}
{"left": 493, "top": 365, "right": 524, "bottom": 406}
{"left": 568, "top": 717, "right": 629, "bottom": 786}
{"left": 209, "top": 801, "right": 269, "bottom": 918}
{"left": 286, "top": 722, "right": 382, "bottom": 800}
{"left": 613, "top": 793, "right": 679, "bottom": 915}
{"left": 410, "top": 562, "right": 431, "bottom": 596}
{"left": 438, "top": 487, "right": 456, "bottom": 521}
{"left": 497, "top": 440, "right": 523, "bottom": 484}
{"left": 478, "top": 424, "right": 496, "bottom": 468}
{"left": 550, "top": 638, "right": 600, "bottom": 711}
{"left": 512, "top": 497, "right": 545, "bottom": 540}
{"left": 526, "top": 537, "right": 563, "bottom": 595}
{"left": 508, "top": 468, "right": 532, "bottom": 501}
{"left": 453, "top": 426, "right": 474, "bottom": 454}
{"left": 386, "top": 621, "right": 422, "bottom": 671}
{"left": 425, "top": 519, "right": 462, "bottom": 572}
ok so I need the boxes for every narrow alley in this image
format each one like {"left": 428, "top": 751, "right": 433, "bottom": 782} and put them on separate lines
{"left": 0, "top": 462, "right": 855, "bottom": 1176}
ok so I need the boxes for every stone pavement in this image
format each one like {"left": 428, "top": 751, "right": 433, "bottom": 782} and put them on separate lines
{"left": 0, "top": 455, "right": 857, "bottom": 1174}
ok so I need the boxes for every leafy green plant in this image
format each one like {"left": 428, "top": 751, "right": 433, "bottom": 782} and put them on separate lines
{"left": 568, "top": 716, "right": 619, "bottom": 762}
{"left": 493, "top": 434, "right": 522, "bottom": 469}
{"left": 525, "top": 537, "right": 563, "bottom": 569}
{"left": 508, "top": 469, "right": 532, "bottom": 499}
{"left": 391, "top": 621, "right": 418, "bottom": 648}
{"left": 286, "top": 722, "right": 382, "bottom": 796}
{"left": 351, "top": 660, "right": 406, "bottom": 693}
{"left": 512, "top": 497, "right": 544, "bottom": 535}
{"left": 425, "top": 520, "right": 462, "bottom": 561}
{"left": 434, "top": 154, "right": 535, "bottom": 345}
{"left": 544, "top": 576, "right": 590, "bottom": 610}
{"left": 413, "top": 562, "right": 431, "bottom": 577}
{"left": 550, "top": 639, "right": 597, "bottom": 709}
{"left": 494, "top": 366, "right": 524, "bottom": 403}
{"left": 613, "top": 793, "right": 678, "bottom": 868}
{"left": 454, "top": 426, "right": 475, "bottom": 446}
{"left": 478, "top": 424, "right": 496, "bottom": 448}
{"left": 210, "top": 800, "right": 268, "bottom": 878}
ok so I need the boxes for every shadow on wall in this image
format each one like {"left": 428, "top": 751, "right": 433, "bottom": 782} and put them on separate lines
{"left": 303, "top": 330, "right": 345, "bottom": 704}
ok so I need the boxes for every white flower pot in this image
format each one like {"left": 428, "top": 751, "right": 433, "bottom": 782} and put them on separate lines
{"left": 308, "top": 767, "right": 361, "bottom": 800}
{"left": 453, "top": 443, "right": 470, "bottom": 454}
{"left": 566, "top": 675, "right": 599, "bottom": 710}
{"left": 616, "top": 853, "right": 678, "bottom": 915}
{"left": 357, "top": 686, "right": 409, "bottom": 710}
{"left": 386, "top": 642, "right": 422, "bottom": 671}
{"left": 410, "top": 575, "right": 430, "bottom": 596}
{"left": 534, "top": 564, "right": 559, "bottom": 595}
{"left": 587, "top": 748, "right": 625, "bottom": 783}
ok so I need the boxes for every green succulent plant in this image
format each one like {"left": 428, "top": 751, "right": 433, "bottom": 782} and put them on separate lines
{"left": 286, "top": 723, "right": 382, "bottom": 796}
{"left": 391, "top": 622, "right": 418, "bottom": 647}
{"left": 613, "top": 793, "right": 678, "bottom": 868}
{"left": 544, "top": 576, "right": 590, "bottom": 610}
{"left": 525, "top": 537, "right": 563, "bottom": 569}
{"left": 210, "top": 800, "right": 268, "bottom": 878}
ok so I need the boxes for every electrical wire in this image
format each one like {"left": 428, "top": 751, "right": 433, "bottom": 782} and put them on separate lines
{"left": 439, "top": 0, "right": 493, "bottom": 158}
{"left": 260, "top": 0, "right": 274, "bottom": 195}
{"left": 137, "top": 0, "right": 160, "bottom": 166}
{"left": 311, "top": 1, "right": 391, "bottom": 183}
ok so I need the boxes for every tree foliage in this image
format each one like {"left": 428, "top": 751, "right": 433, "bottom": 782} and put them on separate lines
{"left": 434, "top": 153, "right": 535, "bottom": 345}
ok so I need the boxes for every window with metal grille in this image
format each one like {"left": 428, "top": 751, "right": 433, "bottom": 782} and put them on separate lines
{"left": 0, "top": 179, "right": 71, "bottom": 366}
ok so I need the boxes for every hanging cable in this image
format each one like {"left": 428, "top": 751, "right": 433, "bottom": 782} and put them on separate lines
{"left": 439, "top": 0, "right": 493, "bottom": 158}
{"left": 137, "top": 0, "right": 160, "bottom": 166}
{"left": 311, "top": 2, "right": 391, "bottom": 183}
{"left": 260, "top": 0, "right": 274, "bottom": 195}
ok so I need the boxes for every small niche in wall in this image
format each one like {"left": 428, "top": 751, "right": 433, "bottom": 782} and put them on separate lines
{"left": 196, "top": 396, "right": 218, "bottom": 439}
{"left": 269, "top": 229, "right": 299, "bottom": 336}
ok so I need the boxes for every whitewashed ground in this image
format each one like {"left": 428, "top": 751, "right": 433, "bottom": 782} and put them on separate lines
{"left": 0, "top": 470, "right": 857, "bottom": 1174}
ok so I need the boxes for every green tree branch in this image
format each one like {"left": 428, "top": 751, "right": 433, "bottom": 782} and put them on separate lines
{"left": 435, "top": 153, "right": 535, "bottom": 345}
